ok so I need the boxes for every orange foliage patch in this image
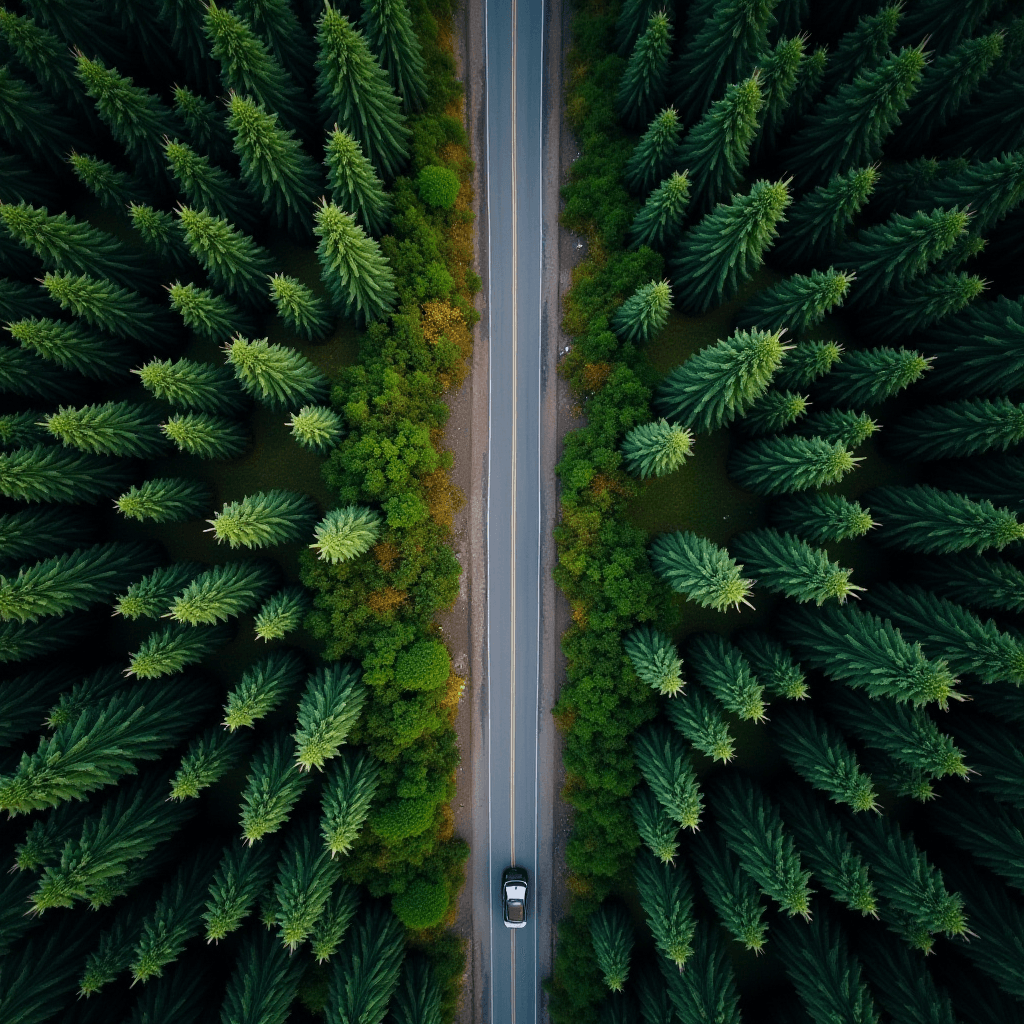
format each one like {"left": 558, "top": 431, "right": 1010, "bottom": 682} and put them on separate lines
{"left": 367, "top": 586, "right": 407, "bottom": 616}
{"left": 421, "top": 468, "right": 465, "bottom": 530}
{"left": 437, "top": 802, "right": 455, "bottom": 843}
{"left": 571, "top": 599, "right": 589, "bottom": 629}
{"left": 590, "top": 473, "right": 628, "bottom": 499}
{"left": 373, "top": 540, "right": 401, "bottom": 573}
{"left": 580, "top": 361, "right": 613, "bottom": 393}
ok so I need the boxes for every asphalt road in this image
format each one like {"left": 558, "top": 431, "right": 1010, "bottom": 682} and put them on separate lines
{"left": 484, "top": 0, "right": 546, "bottom": 1019}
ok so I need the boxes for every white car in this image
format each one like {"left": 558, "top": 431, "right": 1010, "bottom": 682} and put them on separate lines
{"left": 502, "top": 867, "right": 528, "bottom": 928}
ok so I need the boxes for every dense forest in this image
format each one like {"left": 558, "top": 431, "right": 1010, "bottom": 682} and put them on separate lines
{"left": 548, "top": 1, "right": 1024, "bottom": 1022}
{"left": 0, "top": 1, "right": 476, "bottom": 1022}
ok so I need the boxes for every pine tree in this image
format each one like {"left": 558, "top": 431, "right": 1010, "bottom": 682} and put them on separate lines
{"left": 783, "top": 46, "right": 926, "bottom": 187}
{"left": 316, "top": 7, "right": 411, "bottom": 178}
{"left": 8, "top": 317, "right": 131, "bottom": 381}
{"left": 169, "top": 727, "right": 248, "bottom": 800}
{"left": 630, "top": 784, "right": 680, "bottom": 865}
{"left": 751, "top": 35, "right": 805, "bottom": 161}
{"left": 863, "top": 932, "right": 960, "bottom": 1024}
{"left": 671, "top": 179, "right": 791, "bottom": 313}
{"left": 0, "top": 346, "right": 79, "bottom": 401}
{"left": 0, "top": 667, "right": 74, "bottom": 749}
{"left": 625, "top": 107, "right": 683, "bottom": 194}
{"left": 733, "top": 631, "right": 807, "bottom": 699}
{"left": 770, "top": 492, "right": 876, "bottom": 544}
{"left": 287, "top": 405, "right": 345, "bottom": 452}
{"left": 634, "top": 850, "right": 696, "bottom": 969}
{"left": 776, "top": 908, "right": 882, "bottom": 1024}
{"left": 176, "top": 206, "right": 275, "bottom": 305}
{"left": 327, "top": 904, "right": 406, "bottom": 1024}
{"left": 0, "top": 65, "right": 79, "bottom": 166}
{"left": 136, "top": 356, "right": 246, "bottom": 414}
{"left": 730, "top": 527, "right": 861, "bottom": 605}
{"left": 888, "top": 397, "right": 1024, "bottom": 463}
{"left": 783, "top": 602, "right": 961, "bottom": 708}
{"left": 43, "top": 401, "right": 167, "bottom": 459}
{"left": 126, "top": 623, "right": 232, "bottom": 679}
{"left": 623, "top": 624, "right": 686, "bottom": 696}
{"left": 360, "top": 0, "right": 428, "bottom": 111}
{"left": 228, "top": 92, "right": 320, "bottom": 237}
{"left": 220, "top": 927, "right": 305, "bottom": 1024}
{"left": 617, "top": 12, "right": 672, "bottom": 128}
{"left": 615, "top": 0, "right": 663, "bottom": 55}
{"left": 649, "top": 530, "right": 754, "bottom": 612}
{"left": 167, "top": 561, "right": 277, "bottom": 626}
{"left": 224, "top": 334, "right": 328, "bottom": 409}
{"left": 324, "top": 127, "right": 393, "bottom": 236}
{"left": 800, "top": 408, "right": 879, "bottom": 448}
{"left": 45, "top": 665, "right": 124, "bottom": 730}
{"left": 167, "top": 281, "right": 251, "bottom": 343}
{"left": 388, "top": 957, "right": 443, "bottom": 1024}
{"left": 815, "top": 347, "right": 932, "bottom": 407}
{"left": 172, "top": 85, "right": 230, "bottom": 161}
{"left": 0, "top": 507, "right": 91, "bottom": 563}
{"left": 268, "top": 273, "right": 332, "bottom": 341}
{"left": 714, "top": 778, "right": 814, "bottom": 919}
{"left": 897, "top": 0, "right": 998, "bottom": 56}
{"left": 162, "top": 411, "right": 250, "bottom": 460}
{"left": 665, "top": 685, "right": 735, "bottom": 763}
{"left": 869, "top": 484, "right": 1024, "bottom": 556}
{"left": 621, "top": 420, "right": 693, "bottom": 480}
{"left": 79, "top": 901, "right": 148, "bottom": 995}
{"left": 67, "top": 152, "right": 146, "bottom": 211}
{"left": 737, "top": 389, "right": 808, "bottom": 435}
{"left": 311, "top": 882, "right": 361, "bottom": 963}
{"left": 916, "top": 552, "right": 1024, "bottom": 615}
{"left": 223, "top": 650, "right": 306, "bottom": 730}
{"left": 688, "top": 634, "right": 765, "bottom": 722}
{"left": 206, "top": 490, "right": 316, "bottom": 550}
{"left": 113, "top": 563, "right": 201, "bottom": 621}
{"left": 612, "top": 279, "right": 673, "bottom": 346}
{"left": 129, "top": 203, "right": 195, "bottom": 271}
{"left": 115, "top": 478, "right": 210, "bottom": 523}
{"left": 729, "top": 436, "right": 860, "bottom": 496}
{"left": 782, "top": 41, "right": 827, "bottom": 125}
{"left": 633, "top": 724, "right": 703, "bottom": 831}
{"left": 912, "top": 152, "right": 1024, "bottom": 236}
{"left": 239, "top": 732, "right": 310, "bottom": 844}
{"left": 254, "top": 585, "right": 313, "bottom": 641}
{"left": 691, "top": 832, "right": 768, "bottom": 953}
{"left": 830, "top": 688, "right": 968, "bottom": 781}
{"left": 590, "top": 905, "right": 634, "bottom": 993}
{"left": 773, "top": 339, "right": 843, "bottom": 390}
{"left": 736, "top": 268, "right": 853, "bottom": 333}
{"left": 672, "top": 0, "right": 776, "bottom": 117}
{"left": 659, "top": 923, "right": 742, "bottom": 1024}
{"left": 628, "top": 171, "right": 692, "bottom": 251}
{"left": 1, "top": 445, "right": 133, "bottom": 504}
{"left": 773, "top": 166, "right": 878, "bottom": 266}
{"left": 320, "top": 748, "right": 380, "bottom": 857}
{"left": 310, "top": 505, "right": 382, "bottom": 563}
{"left": 0, "top": 541, "right": 155, "bottom": 624}
{"left": 0, "top": 409, "right": 50, "bottom": 449}
{"left": 204, "top": 838, "right": 278, "bottom": 942}
{"left": 314, "top": 198, "right": 398, "bottom": 323}
{"left": 825, "top": 3, "right": 902, "bottom": 87}
{"left": 293, "top": 663, "right": 367, "bottom": 772}
{"left": 164, "top": 139, "right": 256, "bottom": 233}
{"left": 656, "top": 327, "right": 787, "bottom": 431}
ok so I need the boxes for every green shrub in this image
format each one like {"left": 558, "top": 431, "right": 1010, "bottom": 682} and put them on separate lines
{"left": 392, "top": 878, "right": 449, "bottom": 929}
{"left": 395, "top": 639, "right": 451, "bottom": 691}
{"left": 416, "top": 165, "right": 460, "bottom": 208}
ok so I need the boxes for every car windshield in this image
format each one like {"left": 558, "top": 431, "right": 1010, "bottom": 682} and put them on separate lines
{"left": 507, "top": 899, "right": 524, "bottom": 922}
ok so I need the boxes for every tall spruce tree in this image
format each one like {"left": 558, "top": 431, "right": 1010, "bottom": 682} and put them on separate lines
{"left": 729, "top": 435, "right": 860, "bottom": 496}
{"left": 888, "top": 397, "right": 1024, "bottom": 462}
{"left": 690, "top": 833, "right": 768, "bottom": 952}
{"left": 738, "top": 389, "right": 808, "bottom": 435}
{"left": 206, "top": 490, "right": 316, "bottom": 549}
{"left": 814, "top": 347, "right": 931, "bottom": 406}
{"left": 43, "top": 401, "right": 167, "bottom": 459}
{"left": 8, "top": 317, "right": 131, "bottom": 381}
{"left": 129, "top": 203, "right": 194, "bottom": 270}
{"left": 224, "top": 334, "right": 327, "bottom": 409}
{"left": 220, "top": 926, "right": 305, "bottom": 1024}
{"left": 235, "top": 0, "right": 313, "bottom": 86}
{"left": 733, "top": 631, "right": 808, "bottom": 699}
{"left": 223, "top": 650, "right": 306, "bottom": 730}
{"left": 621, "top": 420, "right": 693, "bottom": 479}
{"left": 911, "top": 152, "right": 1024, "bottom": 237}
{"left": 268, "top": 273, "right": 332, "bottom": 341}
{"left": 310, "top": 505, "right": 382, "bottom": 563}
{"left": 665, "top": 674, "right": 736, "bottom": 763}
{"left": 320, "top": 748, "right": 380, "bottom": 856}
{"left": 770, "top": 492, "right": 876, "bottom": 544}
{"left": 239, "top": 732, "right": 310, "bottom": 844}
{"left": 628, "top": 171, "right": 692, "bottom": 251}
{"left": 41, "top": 270, "right": 171, "bottom": 344}
{"left": 126, "top": 623, "right": 232, "bottom": 679}
{"left": 612, "top": 279, "right": 673, "bottom": 346}
{"left": 860, "top": 272, "right": 986, "bottom": 341}
{"left": 625, "top": 107, "right": 683, "bottom": 194}
{"left": 633, "top": 724, "right": 703, "bottom": 831}
{"left": 287, "top": 405, "right": 345, "bottom": 452}
{"left": 618, "top": 12, "right": 673, "bottom": 129}
{"left": 736, "top": 268, "right": 853, "bottom": 332}
{"left": 327, "top": 905, "right": 406, "bottom": 1024}
{"left": 324, "top": 127, "right": 392, "bottom": 236}
{"left": 114, "top": 563, "right": 202, "bottom": 621}
{"left": 0, "top": 444, "right": 133, "bottom": 504}
{"left": 293, "top": 663, "right": 367, "bottom": 772}
{"left": 204, "top": 839, "right": 278, "bottom": 942}
{"left": 634, "top": 851, "right": 696, "bottom": 969}
{"left": 688, "top": 633, "right": 766, "bottom": 722}
{"left": 168, "top": 282, "right": 250, "bottom": 342}
{"left": 825, "top": 3, "right": 902, "bottom": 88}
{"left": 590, "top": 905, "right": 634, "bottom": 993}
{"left": 273, "top": 816, "right": 343, "bottom": 951}
{"left": 660, "top": 924, "right": 742, "bottom": 1024}
{"left": 137, "top": 356, "right": 246, "bottom": 414}
{"left": 623, "top": 625, "right": 686, "bottom": 696}
{"left": 630, "top": 784, "right": 680, "bottom": 865}
{"left": 169, "top": 727, "right": 248, "bottom": 801}
{"left": 115, "top": 478, "right": 211, "bottom": 523}
{"left": 167, "top": 561, "right": 277, "bottom": 626}
{"left": 649, "top": 530, "right": 754, "bottom": 612}
{"left": 915, "top": 552, "right": 1024, "bottom": 615}
{"left": 67, "top": 152, "right": 146, "bottom": 211}
{"left": 360, "top": 0, "right": 428, "bottom": 111}
{"left": 616, "top": 0, "right": 663, "bottom": 56}
{"left": 751, "top": 34, "right": 805, "bottom": 161}
{"left": 773, "top": 338, "right": 843, "bottom": 390}
{"left": 164, "top": 138, "right": 257, "bottom": 233}
{"left": 162, "top": 411, "right": 250, "bottom": 460}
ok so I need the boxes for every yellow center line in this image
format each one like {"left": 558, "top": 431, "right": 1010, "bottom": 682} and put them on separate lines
{"left": 509, "top": 0, "right": 518, "bottom": 881}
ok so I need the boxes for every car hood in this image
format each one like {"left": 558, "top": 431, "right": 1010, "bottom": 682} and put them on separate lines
{"left": 505, "top": 884, "right": 527, "bottom": 899}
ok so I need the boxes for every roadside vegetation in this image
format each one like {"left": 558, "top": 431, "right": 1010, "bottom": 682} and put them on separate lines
{"left": 0, "top": 1, "right": 475, "bottom": 1021}
{"left": 548, "top": 1, "right": 1024, "bottom": 1022}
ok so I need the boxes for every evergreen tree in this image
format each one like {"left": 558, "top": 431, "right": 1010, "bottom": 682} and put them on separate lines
{"left": 1, "top": 445, "right": 132, "bottom": 504}
{"left": 169, "top": 727, "right": 248, "bottom": 801}
{"left": 738, "top": 388, "right": 808, "bottom": 435}
{"left": 656, "top": 327, "right": 787, "bottom": 431}
{"left": 0, "top": 667, "right": 74, "bottom": 749}
{"left": 320, "top": 748, "right": 380, "bottom": 857}
{"left": 774, "top": 706, "right": 878, "bottom": 813}
{"left": 115, "top": 478, "right": 210, "bottom": 523}
{"left": 677, "top": 72, "right": 762, "bottom": 214}
{"left": 316, "top": 6, "right": 411, "bottom": 178}
{"left": 324, "top": 127, "right": 393, "bottom": 236}
{"left": 729, "top": 436, "right": 860, "bottom": 496}
{"left": 136, "top": 356, "right": 246, "bottom": 414}
{"left": 0, "top": 409, "right": 50, "bottom": 449}
{"left": 44, "top": 666, "right": 124, "bottom": 730}
{"left": 869, "top": 484, "right": 1024, "bottom": 556}
{"left": 0, "top": 616, "right": 91, "bottom": 665}
{"left": 310, "top": 882, "right": 361, "bottom": 963}
{"left": 862, "top": 932, "right": 960, "bottom": 1024}
{"left": 690, "top": 833, "right": 768, "bottom": 953}
{"left": 897, "top": 0, "right": 998, "bottom": 55}
{"left": 223, "top": 650, "right": 306, "bottom": 730}
{"left": 287, "top": 405, "right": 345, "bottom": 452}
{"left": 612, "top": 279, "right": 673, "bottom": 346}
{"left": 43, "top": 401, "right": 167, "bottom": 459}
{"left": 633, "top": 724, "right": 703, "bottom": 831}
{"left": 239, "top": 732, "right": 310, "bottom": 844}
{"left": 162, "top": 411, "right": 250, "bottom": 460}
{"left": 327, "top": 904, "right": 406, "bottom": 1024}
{"left": 782, "top": 42, "right": 827, "bottom": 126}
{"left": 776, "top": 908, "right": 881, "bottom": 1024}
{"left": 206, "top": 490, "right": 316, "bottom": 549}
{"left": 773, "top": 339, "right": 843, "bottom": 390}
{"left": 79, "top": 901, "right": 148, "bottom": 995}
{"left": 591, "top": 905, "right": 634, "bottom": 993}
{"left": 621, "top": 420, "right": 693, "bottom": 480}
{"left": 311, "top": 505, "right": 382, "bottom": 563}
{"left": 0, "top": 541, "right": 155, "bottom": 624}
{"left": 67, "top": 152, "right": 146, "bottom": 211}
{"left": 623, "top": 624, "right": 686, "bottom": 696}
{"left": 0, "top": 346, "right": 79, "bottom": 401}
{"left": 129, "top": 203, "right": 195, "bottom": 271}
{"left": 0, "top": 278, "right": 54, "bottom": 322}
{"left": 815, "top": 347, "right": 931, "bottom": 406}
{"left": 126, "top": 623, "right": 232, "bottom": 679}
{"left": 664, "top": 685, "right": 735, "bottom": 762}
{"left": 625, "top": 107, "right": 683, "bottom": 194}
{"left": 130, "top": 851, "right": 219, "bottom": 983}
{"left": 634, "top": 850, "right": 696, "bottom": 969}
{"left": 172, "top": 84, "right": 230, "bottom": 160}
{"left": 254, "top": 585, "right": 313, "bottom": 641}
{"left": 268, "top": 273, "right": 332, "bottom": 341}
{"left": 360, "top": 0, "right": 428, "bottom": 111}
{"left": 273, "top": 816, "right": 343, "bottom": 951}
{"left": 672, "top": 0, "right": 776, "bottom": 117}
{"left": 294, "top": 663, "right": 367, "bottom": 772}
{"left": 781, "top": 790, "right": 877, "bottom": 916}
{"left": 167, "top": 281, "right": 251, "bottom": 343}
{"left": 736, "top": 268, "right": 853, "bottom": 333}
{"left": 783, "top": 602, "right": 961, "bottom": 708}
{"left": 688, "top": 634, "right": 765, "bottom": 722}
{"left": 176, "top": 206, "right": 275, "bottom": 305}
{"left": 220, "top": 926, "right": 305, "bottom": 1024}
{"left": 0, "top": 507, "right": 91, "bottom": 563}
{"left": 870, "top": 271, "right": 987, "bottom": 341}
{"left": 167, "top": 561, "right": 277, "bottom": 626}
{"left": 628, "top": 171, "right": 692, "bottom": 251}
{"left": 773, "top": 166, "right": 878, "bottom": 266}
{"left": 617, "top": 11, "right": 672, "bottom": 128}
{"left": 733, "top": 631, "right": 807, "bottom": 699}
{"left": 114, "top": 562, "right": 203, "bottom": 620}
{"left": 671, "top": 179, "right": 791, "bottom": 313}
{"left": 8, "top": 317, "right": 131, "bottom": 381}
{"left": 825, "top": 3, "right": 902, "bottom": 87}
{"left": 204, "top": 838, "right": 278, "bottom": 942}
{"left": 0, "top": 65, "right": 79, "bottom": 166}
{"left": 916, "top": 552, "right": 1024, "bottom": 615}
{"left": 616, "top": 0, "right": 663, "bottom": 56}
{"left": 770, "top": 492, "right": 876, "bottom": 544}
{"left": 228, "top": 92, "right": 320, "bottom": 237}
{"left": 912, "top": 152, "right": 1024, "bottom": 237}
{"left": 751, "top": 35, "right": 805, "bottom": 161}
{"left": 164, "top": 139, "right": 256, "bottom": 233}
{"left": 659, "top": 923, "right": 742, "bottom": 1024}
{"left": 314, "top": 198, "right": 398, "bottom": 323}
{"left": 830, "top": 688, "right": 968, "bottom": 781}
{"left": 630, "top": 784, "right": 680, "bottom": 865}
{"left": 649, "top": 530, "right": 754, "bottom": 612}
{"left": 224, "top": 334, "right": 328, "bottom": 409}
{"left": 783, "top": 46, "right": 926, "bottom": 187}
{"left": 205, "top": 1, "right": 306, "bottom": 128}
{"left": 730, "top": 527, "right": 861, "bottom": 605}
{"left": 888, "top": 397, "right": 1024, "bottom": 462}
{"left": 388, "top": 957, "right": 443, "bottom": 1024}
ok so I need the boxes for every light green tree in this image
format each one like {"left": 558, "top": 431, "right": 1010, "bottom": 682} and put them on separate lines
{"left": 310, "top": 505, "right": 382, "bottom": 563}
